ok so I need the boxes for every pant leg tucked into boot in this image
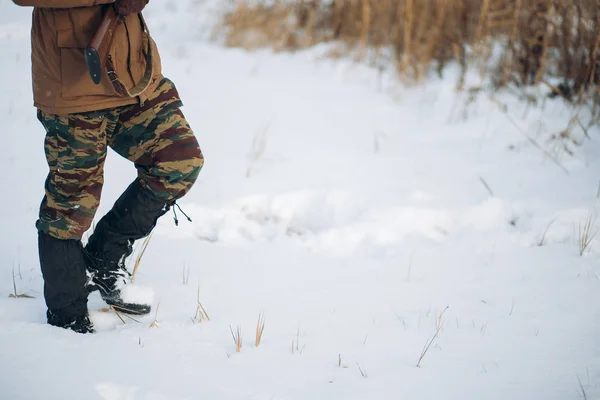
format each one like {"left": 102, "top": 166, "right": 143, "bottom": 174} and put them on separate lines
{"left": 39, "top": 232, "right": 95, "bottom": 334}
{"left": 85, "top": 180, "right": 170, "bottom": 315}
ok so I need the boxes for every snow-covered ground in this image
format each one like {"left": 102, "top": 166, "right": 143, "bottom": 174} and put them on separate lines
{"left": 1, "top": 2, "right": 600, "bottom": 399}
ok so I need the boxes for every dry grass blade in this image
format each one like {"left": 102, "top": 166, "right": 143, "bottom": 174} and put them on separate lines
{"left": 509, "top": 297, "right": 515, "bottom": 316}
{"left": 356, "top": 362, "right": 368, "bottom": 378}
{"left": 149, "top": 300, "right": 161, "bottom": 328}
{"left": 12, "top": 265, "right": 17, "bottom": 296}
{"left": 401, "top": 0, "right": 413, "bottom": 75}
{"left": 131, "top": 233, "right": 153, "bottom": 283}
{"left": 492, "top": 98, "right": 569, "bottom": 175}
{"left": 110, "top": 305, "right": 127, "bottom": 324}
{"left": 417, "top": 306, "right": 449, "bottom": 367}
{"left": 198, "top": 303, "right": 210, "bottom": 321}
{"left": 123, "top": 313, "right": 141, "bottom": 324}
{"left": 182, "top": 264, "right": 190, "bottom": 285}
{"left": 479, "top": 176, "right": 494, "bottom": 196}
{"left": 110, "top": 304, "right": 146, "bottom": 314}
{"left": 255, "top": 312, "right": 266, "bottom": 347}
{"left": 108, "top": 306, "right": 141, "bottom": 324}
{"left": 471, "top": 0, "right": 490, "bottom": 66}
{"left": 192, "top": 284, "right": 211, "bottom": 324}
{"left": 292, "top": 324, "right": 303, "bottom": 353}
{"left": 537, "top": 218, "right": 556, "bottom": 247}
{"left": 578, "top": 210, "right": 599, "bottom": 256}
{"left": 578, "top": 375, "right": 588, "bottom": 400}
{"left": 8, "top": 293, "right": 34, "bottom": 299}
{"left": 230, "top": 325, "right": 242, "bottom": 352}
{"left": 8, "top": 266, "right": 34, "bottom": 299}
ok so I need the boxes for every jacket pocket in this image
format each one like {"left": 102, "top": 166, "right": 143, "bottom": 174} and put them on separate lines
{"left": 54, "top": 9, "right": 118, "bottom": 99}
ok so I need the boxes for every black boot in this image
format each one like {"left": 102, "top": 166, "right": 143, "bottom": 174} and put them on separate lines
{"left": 85, "top": 180, "right": 170, "bottom": 315}
{"left": 47, "top": 310, "right": 95, "bottom": 334}
{"left": 38, "top": 232, "right": 94, "bottom": 333}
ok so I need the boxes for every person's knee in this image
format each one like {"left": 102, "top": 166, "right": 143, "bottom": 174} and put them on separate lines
{"left": 143, "top": 140, "right": 203, "bottom": 202}
{"left": 171, "top": 149, "right": 203, "bottom": 200}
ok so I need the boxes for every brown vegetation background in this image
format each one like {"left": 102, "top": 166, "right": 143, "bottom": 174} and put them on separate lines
{"left": 221, "top": 0, "right": 600, "bottom": 105}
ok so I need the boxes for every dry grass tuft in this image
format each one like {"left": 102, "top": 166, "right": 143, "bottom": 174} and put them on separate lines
{"left": 578, "top": 209, "right": 599, "bottom": 256}
{"left": 192, "top": 284, "right": 211, "bottom": 324}
{"left": 255, "top": 312, "right": 266, "bottom": 347}
{"left": 230, "top": 325, "right": 242, "bottom": 352}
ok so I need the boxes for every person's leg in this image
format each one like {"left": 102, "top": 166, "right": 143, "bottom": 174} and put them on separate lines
{"left": 85, "top": 78, "right": 203, "bottom": 313}
{"left": 37, "top": 110, "right": 112, "bottom": 333}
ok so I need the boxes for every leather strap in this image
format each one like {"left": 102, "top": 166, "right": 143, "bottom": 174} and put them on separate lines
{"left": 106, "top": 14, "right": 154, "bottom": 98}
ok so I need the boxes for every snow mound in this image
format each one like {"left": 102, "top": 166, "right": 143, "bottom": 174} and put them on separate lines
{"left": 177, "top": 191, "right": 532, "bottom": 255}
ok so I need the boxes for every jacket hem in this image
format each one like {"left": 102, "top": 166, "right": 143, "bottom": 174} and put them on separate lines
{"left": 35, "top": 97, "right": 138, "bottom": 115}
{"left": 34, "top": 75, "right": 164, "bottom": 115}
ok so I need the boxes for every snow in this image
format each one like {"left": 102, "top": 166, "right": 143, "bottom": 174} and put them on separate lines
{"left": 119, "top": 284, "right": 155, "bottom": 306}
{"left": 1, "top": 1, "right": 600, "bottom": 399}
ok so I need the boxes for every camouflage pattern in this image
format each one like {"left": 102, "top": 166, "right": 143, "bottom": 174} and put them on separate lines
{"left": 37, "top": 78, "right": 204, "bottom": 240}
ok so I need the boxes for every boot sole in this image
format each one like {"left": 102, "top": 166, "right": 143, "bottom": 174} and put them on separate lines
{"left": 105, "top": 300, "right": 152, "bottom": 315}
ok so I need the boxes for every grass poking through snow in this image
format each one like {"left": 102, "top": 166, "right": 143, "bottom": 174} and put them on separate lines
{"left": 192, "top": 284, "right": 211, "bottom": 324}
{"left": 131, "top": 234, "right": 153, "bottom": 282}
{"left": 149, "top": 300, "right": 161, "bottom": 328}
{"left": 182, "top": 263, "right": 190, "bottom": 285}
{"left": 578, "top": 209, "right": 598, "bottom": 256}
{"left": 356, "top": 362, "right": 368, "bottom": 378}
{"left": 536, "top": 218, "right": 556, "bottom": 247}
{"left": 255, "top": 312, "right": 266, "bottom": 347}
{"left": 8, "top": 265, "right": 33, "bottom": 299}
{"left": 230, "top": 325, "right": 242, "bottom": 353}
{"left": 578, "top": 375, "right": 589, "bottom": 400}
{"left": 417, "top": 306, "right": 449, "bottom": 368}
{"left": 110, "top": 305, "right": 127, "bottom": 324}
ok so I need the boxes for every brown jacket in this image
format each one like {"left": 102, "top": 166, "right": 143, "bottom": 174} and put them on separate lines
{"left": 13, "top": 0, "right": 163, "bottom": 115}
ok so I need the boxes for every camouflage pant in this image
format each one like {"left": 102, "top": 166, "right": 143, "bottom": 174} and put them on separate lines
{"left": 36, "top": 78, "right": 204, "bottom": 240}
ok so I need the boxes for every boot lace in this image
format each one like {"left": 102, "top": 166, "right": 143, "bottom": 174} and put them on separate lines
{"left": 171, "top": 202, "right": 192, "bottom": 226}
